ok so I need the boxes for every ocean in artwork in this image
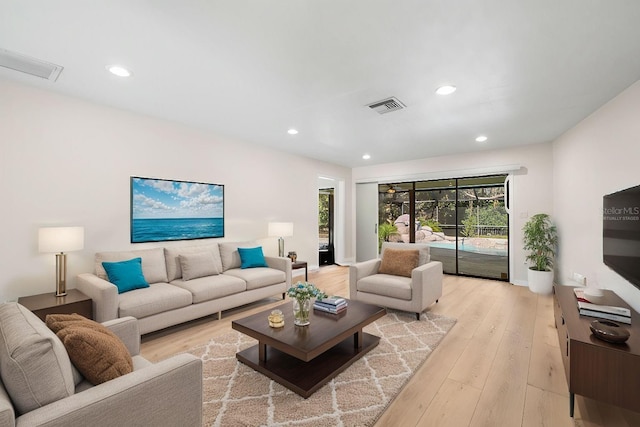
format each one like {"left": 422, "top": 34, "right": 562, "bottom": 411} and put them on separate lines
{"left": 132, "top": 218, "right": 224, "bottom": 243}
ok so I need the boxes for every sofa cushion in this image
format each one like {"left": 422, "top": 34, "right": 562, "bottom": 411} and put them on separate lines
{"left": 224, "top": 267, "right": 286, "bottom": 290}
{"left": 0, "top": 303, "right": 76, "bottom": 415}
{"left": 118, "top": 283, "right": 192, "bottom": 319}
{"left": 179, "top": 252, "right": 219, "bottom": 281}
{"left": 171, "top": 275, "right": 246, "bottom": 303}
{"left": 381, "top": 242, "right": 430, "bottom": 266}
{"left": 238, "top": 246, "right": 268, "bottom": 269}
{"left": 356, "top": 274, "right": 412, "bottom": 300}
{"left": 46, "top": 314, "right": 133, "bottom": 385}
{"left": 165, "top": 244, "right": 223, "bottom": 281}
{"left": 219, "top": 241, "right": 258, "bottom": 271}
{"left": 379, "top": 248, "right": 419, "bottom": 277}
{"left": 96, "top": 248, "right": 168, "bottom": 284}
{"left": 102, "top": 257, "right": 150, "bottom": 293}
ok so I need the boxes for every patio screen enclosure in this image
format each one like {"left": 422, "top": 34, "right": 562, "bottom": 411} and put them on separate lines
{"left": 378, "top": 175, "right": 509, "bottom": 281}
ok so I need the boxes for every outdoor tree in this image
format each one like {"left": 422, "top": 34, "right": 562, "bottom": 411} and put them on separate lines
{"left": 318, "top": 193, "right": 329, "bottom": 233}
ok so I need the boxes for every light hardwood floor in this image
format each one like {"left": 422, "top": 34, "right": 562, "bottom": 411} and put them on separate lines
{"left": 140, "top": 266, "right": 640, "bottom": 427}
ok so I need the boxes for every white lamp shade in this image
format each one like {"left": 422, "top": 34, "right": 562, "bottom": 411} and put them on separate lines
{"left": 268, "top": 222, "right": 293, "bottom": 237}
{"left": 39, "top": 226, "right": 85, "bottom": 253}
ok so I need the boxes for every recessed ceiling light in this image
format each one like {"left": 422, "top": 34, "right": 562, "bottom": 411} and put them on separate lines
{"left": 435, "top": 85, "right": 456, "bottom": 95}
{"left": 287, "top": 129, "right": 299, "bottom": 135}
{"left": 107, "top": 65, "right": 132, "bottom": 77}
{"left": 362, "top": 154, "right": 371, "bottom": 160}
{"left": 475, "top": 135, "right": 488, "bottom": 143}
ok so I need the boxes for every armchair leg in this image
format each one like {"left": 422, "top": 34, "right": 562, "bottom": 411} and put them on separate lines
{"left": 416, "top": 312, "right": 420, "bottom": 320}
{"left": 282, "top": 293, "right": 285, "bottom": 300}
{"left": 436, "top": 299, "right": 439, "bottom": 303}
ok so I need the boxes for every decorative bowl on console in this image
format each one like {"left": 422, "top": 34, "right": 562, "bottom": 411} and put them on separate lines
{"left": 590, "top": 319, "right": 630, "bottom": 344}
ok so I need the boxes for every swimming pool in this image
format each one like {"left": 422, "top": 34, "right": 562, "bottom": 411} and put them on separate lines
{"left": 428, "top": 241, "right": 508, "bottom": 257}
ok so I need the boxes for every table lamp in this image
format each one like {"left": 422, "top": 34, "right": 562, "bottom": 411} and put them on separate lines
{"left": 39, "top": 226, "right": 85, "bottom": 296}
{"left": 268, "top": 222, "right": 293, "bottom": 257}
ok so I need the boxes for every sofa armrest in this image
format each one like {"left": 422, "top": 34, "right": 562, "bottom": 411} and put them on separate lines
{"left": 411, "top": 261, "right": 443, "bottom": 308}
{"left": 0, "top": 382, "right": 15, "bottom": 427}
{"left": 16, "top": 353, "right": 203, "bottom": 427}
{"left": 102, "top": 316, "right": 140, "bottom": 356}
{"left": 265, "top": 256, "right": 292, "bottom": 286}
{"left": 348, "top": 259, "right": 381, "bottom": 299}
{"left": 76, "top": 273, "right": 118, "bottom": 323}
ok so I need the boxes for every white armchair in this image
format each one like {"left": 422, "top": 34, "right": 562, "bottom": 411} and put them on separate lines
{"left": 349, "top": 242, "right": 443, "bottom": 319}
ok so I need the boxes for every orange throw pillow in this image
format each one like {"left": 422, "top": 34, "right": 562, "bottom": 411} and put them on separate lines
{"left": 378, "top": 248, "right": 419, "bottom": 277}
{"left": 46, "top": 314, "right": 133, "bottom": 385}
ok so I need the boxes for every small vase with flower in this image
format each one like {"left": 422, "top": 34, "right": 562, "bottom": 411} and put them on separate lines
{"left": 287, "top": 281, "right": 327, "bottom": 326}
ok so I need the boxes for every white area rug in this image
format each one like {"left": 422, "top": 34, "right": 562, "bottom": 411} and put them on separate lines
{"left": 186, "top": 310, "right": 456, "bottom": 426}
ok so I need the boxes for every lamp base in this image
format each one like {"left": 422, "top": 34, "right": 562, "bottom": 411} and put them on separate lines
{"left": 278, "top": 237, "right": 285, "bottom": 258}
{"left": 55, "top": 252, "right": 67, "bottom": 297}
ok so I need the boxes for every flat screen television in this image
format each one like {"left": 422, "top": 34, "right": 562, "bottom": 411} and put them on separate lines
{"left": 603, "top": 184, "right": 640, "bottom": 289}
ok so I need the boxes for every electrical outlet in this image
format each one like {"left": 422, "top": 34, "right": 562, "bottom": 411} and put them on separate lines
{"left": 572, "top": 272, "right": 587, "bottom": 286}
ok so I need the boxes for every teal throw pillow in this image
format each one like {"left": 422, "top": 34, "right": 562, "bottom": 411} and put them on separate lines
{"left": 238, "top": 247, "right": 268, "bottom": 269}
{"left": 102, "top": 258, "right": 150, "bottom": 293}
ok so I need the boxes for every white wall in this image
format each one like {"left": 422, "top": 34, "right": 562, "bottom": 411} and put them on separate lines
{"left": 352, "top": 143, "right": 555, "bottom": 285}
{"left": 0, "top": 79, "right": 352, "bottom": 302}
{"left": 553, "top": 80, "right": 640, "bottom": 311}
{"left": 5, "top": 74, "right": 639, "bottom": 310}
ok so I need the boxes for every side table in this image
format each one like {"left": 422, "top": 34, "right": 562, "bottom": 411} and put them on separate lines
{"left": 18, "top": 288, "right": 93, "bottom": 321}
{"left": 292, "top": 261, "right": 308, "bottom": 281}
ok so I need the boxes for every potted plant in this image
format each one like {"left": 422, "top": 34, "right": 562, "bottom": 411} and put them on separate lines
{"left": 523, "top": 213, "right": 558, "bottom": 294}
{"left": 378, "top": 222, "right": 399, "bottom": 252}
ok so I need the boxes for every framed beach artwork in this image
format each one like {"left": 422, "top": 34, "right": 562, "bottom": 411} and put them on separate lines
{"left": 130, "top": 176, "right": 224, "bottom": 243}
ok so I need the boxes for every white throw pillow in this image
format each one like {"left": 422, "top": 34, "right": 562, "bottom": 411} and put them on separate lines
{"left": 179, "top": 252, "right": 219, "bottom": 280}
{"left": 164, "top": 244, "right": 223, "bottom": 281}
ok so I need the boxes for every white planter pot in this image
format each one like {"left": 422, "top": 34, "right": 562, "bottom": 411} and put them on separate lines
{"left": 528, "top": 268, "right": 554, "bottom": 294}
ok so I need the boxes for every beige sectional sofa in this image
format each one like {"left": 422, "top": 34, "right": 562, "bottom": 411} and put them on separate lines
{"left": 77, "top": 241, "right": 291, "bottom": 334}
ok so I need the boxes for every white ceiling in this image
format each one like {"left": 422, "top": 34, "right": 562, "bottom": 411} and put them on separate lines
{"left": 2, "top": 1, "right": 640, "bottom": 168}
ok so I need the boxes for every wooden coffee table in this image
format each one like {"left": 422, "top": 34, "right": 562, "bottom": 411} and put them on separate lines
{"left": 232, "top": 299, "right": 386, "bottom": 398}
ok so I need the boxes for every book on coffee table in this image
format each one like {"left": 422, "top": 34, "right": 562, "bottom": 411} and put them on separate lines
{"left": 314, "top": 297, "right": 348, "bottom": 314}
{"left": 318, "top": 297, "right": 347, "bottom": 306}
{"left": 314, "top": 303, "right": 347, "bottom": 314}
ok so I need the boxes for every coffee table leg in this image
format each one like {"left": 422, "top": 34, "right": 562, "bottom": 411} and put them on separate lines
{"left": 259, "top": 342, "right": 267, "bottom": 361}
{"left": 354, "top": 329, "right": 363, "bottom": 349}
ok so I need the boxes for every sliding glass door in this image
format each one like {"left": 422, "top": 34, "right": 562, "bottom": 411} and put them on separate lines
{"left": 378, "top": 175, "right": 509, "bottom": 281}
{"left": 414, "top": 180, "right": 457, "bottom": 274}
{"left": 454, "top": 176, "right": 509, "bottom": 279}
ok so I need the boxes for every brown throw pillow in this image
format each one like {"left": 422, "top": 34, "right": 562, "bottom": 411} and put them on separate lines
{"left": 46, "top": 314, "right": 133, "bottom": 385}
{"left": 379, "top": 248, "right": 419, "bottom": 277}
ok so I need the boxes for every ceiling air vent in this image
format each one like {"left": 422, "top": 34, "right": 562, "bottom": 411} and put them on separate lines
{"left": 0, "top": 48, "right": 63, "bottom": 81}
{"left": 367, "top": 97, "right": 406, "bottom": 114}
